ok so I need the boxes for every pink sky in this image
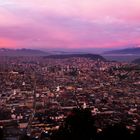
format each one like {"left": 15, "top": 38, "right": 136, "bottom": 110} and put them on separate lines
{"left": 0, "top": 0, "right": 140, "bottom": 49}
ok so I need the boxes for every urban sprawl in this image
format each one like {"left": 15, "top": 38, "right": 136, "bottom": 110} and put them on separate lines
{"left": 0, "top": 56, "right": 140, "bottom": 140}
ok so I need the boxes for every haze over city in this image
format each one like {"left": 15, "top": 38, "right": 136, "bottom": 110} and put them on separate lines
{"left": 0, "top": 0, "right": 140, "bottom": 50}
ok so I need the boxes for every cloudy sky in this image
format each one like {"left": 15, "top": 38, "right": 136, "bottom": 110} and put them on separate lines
{"left": 0, "top": 0, "right": 140, "bottom": 49}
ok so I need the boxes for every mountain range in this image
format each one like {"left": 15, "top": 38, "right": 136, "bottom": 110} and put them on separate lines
{"left": 0, "top": 48, "right": 105, "bottom": 61}
{"left": 104, "top": 47, "right": 140, "bottom": 55}
{"left": 0, "top": 48, "right": 49, "bottom": 56}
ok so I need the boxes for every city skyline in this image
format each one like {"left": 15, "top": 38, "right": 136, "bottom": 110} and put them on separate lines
{"left": 0, "top": 0, "right": 140, "bottom": 49}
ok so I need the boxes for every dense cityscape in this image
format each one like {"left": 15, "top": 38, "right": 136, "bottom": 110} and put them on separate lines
{"left": 0, "top": 55, "right": 140, "bottom": 140}
{"left": 1, "top": 0, "right": 140, "bottom": 139}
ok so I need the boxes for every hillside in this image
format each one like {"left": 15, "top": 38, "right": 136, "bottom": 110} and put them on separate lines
{"left": 45, "top": 54, "right": 106, "bottom": 61}
{"left": 132, "top": 58, "right": 140, "bottom": 64}
{"left": 0, "top": 48, "right": 49, "bottom": 56}
{"left": 104, "top": 47, "right": 140, "bottom": 55}
{"left": 0, "top": 48, "right": 106, "bottom": 61}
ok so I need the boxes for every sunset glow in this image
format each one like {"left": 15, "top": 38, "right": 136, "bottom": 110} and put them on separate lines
{"left": 0, "top": 38, "right": 17, "bottom": 48}
{"left": 0, "top": 0, "right": 140, "bottom": 49}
